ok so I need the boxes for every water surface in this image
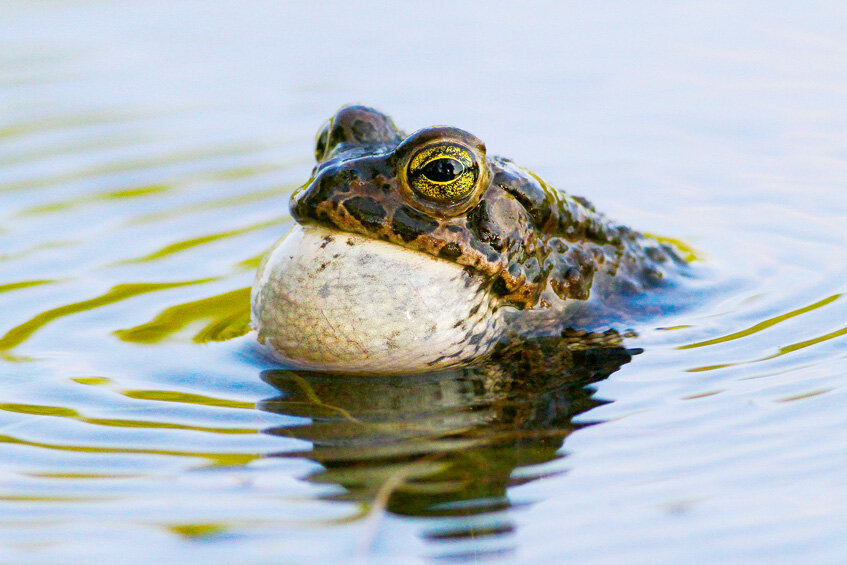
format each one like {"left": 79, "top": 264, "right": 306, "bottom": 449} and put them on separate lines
{"left": 1, "top": 2, "right": 845, "bottom": 563}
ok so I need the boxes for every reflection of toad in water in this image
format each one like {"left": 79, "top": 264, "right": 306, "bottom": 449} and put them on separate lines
{"left": 259, "top": 332, "right": 636, "bottom": 549}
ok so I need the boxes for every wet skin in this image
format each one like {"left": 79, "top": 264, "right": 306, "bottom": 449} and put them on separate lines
{"left": 292, "top": 106, "right": 682, "bottom": 309}
{"left": 251, "top": 106, "right": 686, "bottom": 373}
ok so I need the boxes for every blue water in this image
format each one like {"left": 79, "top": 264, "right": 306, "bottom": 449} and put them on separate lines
{"left": 0, "top": 2, "right": 845, "bottom": 563}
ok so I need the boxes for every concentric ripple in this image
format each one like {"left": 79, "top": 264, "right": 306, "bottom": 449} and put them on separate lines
{"left": 1, "top": 3, "right": 846, "bottom": 564}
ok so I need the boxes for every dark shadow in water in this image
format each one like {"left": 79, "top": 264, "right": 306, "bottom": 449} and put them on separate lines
{"left": 258, "top": 333, "right": 636, "bottom": 553}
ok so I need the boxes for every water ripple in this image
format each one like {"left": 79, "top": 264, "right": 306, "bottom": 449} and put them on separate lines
{"left": 1, "top": 3, "right": 846, "bottom": 563}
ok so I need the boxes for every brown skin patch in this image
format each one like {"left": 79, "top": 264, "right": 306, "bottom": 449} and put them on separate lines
{"left": 343, "top": 196, "right": 386, "bottom": 230}
{"left": 291, "top": 107, "right": 685, "bottom": 310}
{"left": 439, "top": 242, "right": 463, "bottom": 260}
{"left": 392, "top": 205, "right": 438, "bottom": 242}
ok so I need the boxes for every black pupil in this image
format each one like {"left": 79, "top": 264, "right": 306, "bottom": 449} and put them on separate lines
{"left": 421, "top": 158, "right": 463, "bottom": 182}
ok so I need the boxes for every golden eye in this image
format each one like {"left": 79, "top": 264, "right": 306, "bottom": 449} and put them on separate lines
{"left": 407, "top": 143, "right": 479, "bottom": 203}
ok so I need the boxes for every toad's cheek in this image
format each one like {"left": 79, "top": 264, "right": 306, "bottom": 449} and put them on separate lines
{"left": 250, "top": 224, "right": 506, "bottom": 374}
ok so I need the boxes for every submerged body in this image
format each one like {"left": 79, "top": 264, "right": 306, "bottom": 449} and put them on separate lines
{"left": 252, "top": 106, "right": 685, "bottom": 373}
